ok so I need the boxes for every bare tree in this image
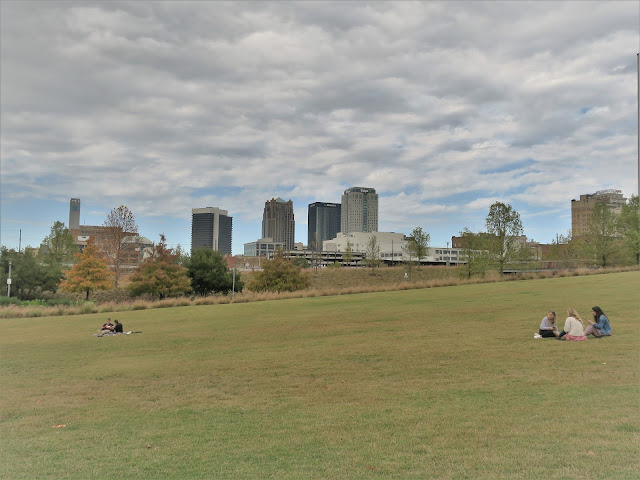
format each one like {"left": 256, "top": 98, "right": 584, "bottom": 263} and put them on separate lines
{"left": 343, "top": 240, "right": 354, "bottom": 266}
{"left": 102, "top": 205, "right": 139, "bottom": 288}
{"left": 365, "top": 234, "right": 381, "bottom": 273}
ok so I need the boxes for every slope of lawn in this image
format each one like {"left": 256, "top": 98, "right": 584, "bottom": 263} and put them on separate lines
{"left": 1, "top": 271, "right": 638, "bottom": 479}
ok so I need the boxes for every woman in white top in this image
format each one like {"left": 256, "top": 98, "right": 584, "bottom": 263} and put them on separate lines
{"left": 557, "top": 308, "right": 588, "bottom": 341}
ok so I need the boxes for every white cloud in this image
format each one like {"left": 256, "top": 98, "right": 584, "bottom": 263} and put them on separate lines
{"left": 1, "top": 1, "right": 637, "bottom": 251}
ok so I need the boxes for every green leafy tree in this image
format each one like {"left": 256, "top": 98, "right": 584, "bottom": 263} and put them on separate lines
{"left": 39, "top": 221, "right": 78, "bottom": 263}
{"left": 485, "top": 202, "right": 524, "bottom": 274}
{"left": 457, "top": 229, "right": 491, "bottom": 278}
{"left": 59, "top": 241, "right": 114, "bottom": 300}
{"left": 247, "top": 251, "right": 311, "bottom": 292}
{"left": 580, "top": 203, "right": 620, "bottom": 267}
{"left": 11, "top": 251, "right": 40, "bottom": 298}
{"left": 187, "top": 248, "right": 243, "bottom": 296}
{"left": 102, "top": 205, "right": 139, "bottom": 288}
{"left": 0, "top": 248, "right": 64, "bottom": 299}
{"left": 293, "top": 256, "right": 311, "bottom": 269}
{"left": 365, "top": 234, "right": 381, "bottom": 273}
{"left": 407, "top": 227, "right": 430, "bottom": 268}
{"left": 618, "top": 195, "right": 640, "bottom": 265}
{"left": 128, "top": 234, "right": 192, "bottom": 299}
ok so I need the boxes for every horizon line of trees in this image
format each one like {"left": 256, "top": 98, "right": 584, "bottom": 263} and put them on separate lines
{"left": 1, "top": 197, "right": 638, "bottom": 300}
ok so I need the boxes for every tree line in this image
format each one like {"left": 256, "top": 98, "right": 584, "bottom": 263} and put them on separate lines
{"left": 1, "top": 197, "right": 638, "bottom": 301}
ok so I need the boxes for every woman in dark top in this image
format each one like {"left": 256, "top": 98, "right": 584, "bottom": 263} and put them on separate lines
{"left": 114, "top": 319, "right": 123, "bottom": 333}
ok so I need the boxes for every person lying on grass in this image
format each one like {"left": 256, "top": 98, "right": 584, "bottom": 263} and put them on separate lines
{"left": 584, "top": 306, "right": 612, "bottom": 338}
{"left": 539, "top": 310, "right": 559, "bottom": 338}
{"left": 557, "top": 308, "right": 588, "bottom": 341}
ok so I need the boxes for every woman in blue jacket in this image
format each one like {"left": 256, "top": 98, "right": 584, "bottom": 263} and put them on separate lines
{"left": 585, "top": 306, "right": 612, "bottom": 337}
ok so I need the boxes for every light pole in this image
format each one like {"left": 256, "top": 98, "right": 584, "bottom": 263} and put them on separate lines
{"left": 7, "top": 259, "right": 12, "bottom": 297}
{"left": 232, "top": 266, "right": 236, "bottom": 301}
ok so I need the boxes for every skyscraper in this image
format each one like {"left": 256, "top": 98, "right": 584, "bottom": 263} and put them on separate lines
{"left": 262, "top": 197, "right": 295, "bottom": 250}
{"left": 69, "top": 198, "right": 80, "bottom": 230}
{"left": 191, "top": 207, "right": 233, "bottom": 254}
{"left": 308, "top": 202, "right": 341, "bottom": 250}
{"left": 341, "top": 187, "right": 378, "bottom": 235}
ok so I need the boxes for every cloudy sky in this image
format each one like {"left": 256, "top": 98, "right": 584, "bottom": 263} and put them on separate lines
{"left": 1, "top": 1, "right": 638, "bottom": 254}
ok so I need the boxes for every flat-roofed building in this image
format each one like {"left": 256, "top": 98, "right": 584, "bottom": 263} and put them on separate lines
{"left": 341, "top": 187, "right": 378, "bottom": 234}
{"left": 308, "top": 202, "right": 341, "bottom": 251}
{"left": 243, "top": 237, "right": 285, "bottom": 258}
{"left": 571, "top": 190, "right": 626, "bottom": 236}
{"left": 191, "top": 207, "right": 233, "bottom": 254}
{"left": 323, "top": 231, "right": 406, "bottom": 262}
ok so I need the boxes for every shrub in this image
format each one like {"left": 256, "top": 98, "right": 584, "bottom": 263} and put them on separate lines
{"left": 246, "top": 253, "right": 311, "bottom": 293}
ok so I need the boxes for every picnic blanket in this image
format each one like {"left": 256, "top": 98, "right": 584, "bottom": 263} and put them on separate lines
{"left": 93, "top": 331, "right": 142, "bottom": 337}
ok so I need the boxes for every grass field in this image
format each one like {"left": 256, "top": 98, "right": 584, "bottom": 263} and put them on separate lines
{"left": 1, "top": 272, "right": 638, "bottom": 479}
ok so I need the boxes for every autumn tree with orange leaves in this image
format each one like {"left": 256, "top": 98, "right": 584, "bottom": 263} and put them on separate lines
{"left": 59, "top": 240, "right": 113, "bottom": 300}
{"left": 127, "top": 234, "right": 192, "bottom": 299}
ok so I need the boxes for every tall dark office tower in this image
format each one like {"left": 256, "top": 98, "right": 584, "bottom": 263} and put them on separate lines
{"left": 262, "top": 197, "right": 295, "bottom": 250}
{"left": 69, "top": 198, "right": 80, "bottom": 230}
{"left": 341, "top": 187, "right": 378, "bottom": 234}
{"left": 308, "top": 202, "right": 341, "bottom": 250}
{"left": 191, "top": 207, "right": 233, "bottom": 254}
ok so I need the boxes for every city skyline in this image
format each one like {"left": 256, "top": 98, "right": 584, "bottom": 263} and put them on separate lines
{"left": 1, "top": 2, "right": 638, "bottom": 254}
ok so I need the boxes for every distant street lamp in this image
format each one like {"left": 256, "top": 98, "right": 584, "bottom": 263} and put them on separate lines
{"left": 7, "top": 259, "right": 12, "bottom": 297}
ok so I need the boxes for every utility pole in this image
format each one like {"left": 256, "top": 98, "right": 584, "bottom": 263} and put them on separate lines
{"left": 232, "top": 266, "right": 236, "bottom": 301}
{"left": 7, "top": 259, "right": 12, "bottom": 297}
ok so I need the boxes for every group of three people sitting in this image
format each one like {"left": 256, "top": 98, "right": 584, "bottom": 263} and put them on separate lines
{"left": 539, "top": 306, "right": 612, "bottom": 341}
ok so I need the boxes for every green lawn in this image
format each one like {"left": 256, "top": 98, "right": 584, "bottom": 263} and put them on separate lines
{"left": 1, "top": 272, "right": 638, "bottom": 479}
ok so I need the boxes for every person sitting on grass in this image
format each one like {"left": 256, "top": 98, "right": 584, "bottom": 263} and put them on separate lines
{"left": 114, "top": 319, "right": 123, "bottom": 334}
{"left": 584, "top": 306, "right": 612, "bottom": 338}
{"left": 557, "top": 308, "right": 588, "bottom": 341}
{"left": 539, "top": 310, "right": 559, "bottom": 338}
{"left": 97, "top": 318, "right": 115, "bottom": 337}
{"left": 101, "top": 318, "right": 115, "bottom": 333}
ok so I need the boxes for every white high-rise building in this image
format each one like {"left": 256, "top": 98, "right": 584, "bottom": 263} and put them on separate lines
{"left": 340, "top": 187, "right": 378, "bottom": 235}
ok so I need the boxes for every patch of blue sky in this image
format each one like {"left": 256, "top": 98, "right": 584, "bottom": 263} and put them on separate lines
{"left": 580, "top": 106, "right": 593, "bottom": 115}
